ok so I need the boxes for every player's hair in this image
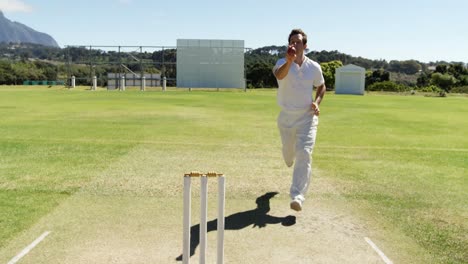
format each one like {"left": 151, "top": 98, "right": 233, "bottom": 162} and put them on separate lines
{"left": 288, "top": 29, "right": 307, "bottom": 45}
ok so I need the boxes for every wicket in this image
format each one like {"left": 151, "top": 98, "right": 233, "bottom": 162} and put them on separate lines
{"left": 183, "top": 172, "right": 225, "bottom": 264}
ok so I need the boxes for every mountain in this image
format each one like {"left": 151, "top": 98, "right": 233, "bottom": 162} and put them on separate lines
{"left": 0, "top": 11, "right": 59, "bottom": 47}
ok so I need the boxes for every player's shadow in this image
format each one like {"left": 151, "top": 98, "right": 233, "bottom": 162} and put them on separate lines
{"left": 175, "top": 191, "right": 296, "bottom": 261}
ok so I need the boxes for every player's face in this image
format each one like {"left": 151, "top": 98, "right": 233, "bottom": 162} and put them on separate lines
{"left": 289, "top": 34, "right": 307, "bottom": 53}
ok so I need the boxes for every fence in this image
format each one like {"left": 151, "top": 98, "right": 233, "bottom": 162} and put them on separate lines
{"left": 23, "top": 80, "right": 65, "bottom": 86}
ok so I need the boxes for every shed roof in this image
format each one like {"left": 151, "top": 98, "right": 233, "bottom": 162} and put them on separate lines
{"left": 336, "top": 64, "right": 365, "bottom": 73}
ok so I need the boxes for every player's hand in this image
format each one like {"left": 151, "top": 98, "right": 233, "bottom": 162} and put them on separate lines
{"left": 311, "top": 102, "right": 320, "bottom": 116}
{"left": 286, "top": 45, "right": 296, "bottom": 62}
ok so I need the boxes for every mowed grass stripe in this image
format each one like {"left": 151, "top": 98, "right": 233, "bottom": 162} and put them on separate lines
{"left": 3, "top": 137, "right": 468, "bottom": 152}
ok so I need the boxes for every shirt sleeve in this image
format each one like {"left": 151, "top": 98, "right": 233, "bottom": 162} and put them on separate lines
{"left": 313, "top": 64, "right": 325, "bottom": 87}
{"left": 272, "top": 58, "right": 286, "bottom": 77}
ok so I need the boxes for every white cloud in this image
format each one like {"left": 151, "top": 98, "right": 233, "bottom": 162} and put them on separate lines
{"left": 0, "top": 0, "right": 33, "bottom": 12}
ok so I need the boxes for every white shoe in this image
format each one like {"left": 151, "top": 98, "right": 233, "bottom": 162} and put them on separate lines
{"left": 290, "top": 198, "right": 302, "bottom": 211}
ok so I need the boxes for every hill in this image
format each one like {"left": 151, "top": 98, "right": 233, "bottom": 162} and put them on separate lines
{"left": 0, "top": 11, "right": 58, "bottom": 47}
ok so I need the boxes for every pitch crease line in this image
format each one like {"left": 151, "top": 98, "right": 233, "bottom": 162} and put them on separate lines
{"left": 364, "top": 237, "right": 393, "bottom": 264}
{"left": 8, "top": 231, "right": 51, "bottom": 264}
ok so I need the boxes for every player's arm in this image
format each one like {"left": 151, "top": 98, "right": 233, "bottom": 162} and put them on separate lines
{"left": 274, "top": 46, "right": 296, "bottom": 80}
{"left": 312, "top": 83, "right": 326, "bottom": 116}
{"left": 274, "top": 60, "right": 292, "bottom": 80}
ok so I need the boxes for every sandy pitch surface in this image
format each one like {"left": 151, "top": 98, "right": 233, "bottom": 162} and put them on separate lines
{"left": 0, "top": 146, "right": 391, "bottom": 263}
{"left": 0, "top": 191, "right": 386, "bottom": 264}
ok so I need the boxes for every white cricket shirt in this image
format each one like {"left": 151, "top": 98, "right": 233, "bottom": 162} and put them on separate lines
{"left": 273, "top": 57, "right": 324, "bottom": 111}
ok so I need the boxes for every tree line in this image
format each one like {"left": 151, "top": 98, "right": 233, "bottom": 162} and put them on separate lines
{"left": 245, "top": 46, "right": 468, "bottom": 93}
{"left": 0, "top": 42, "right": 467, "bottom": 93}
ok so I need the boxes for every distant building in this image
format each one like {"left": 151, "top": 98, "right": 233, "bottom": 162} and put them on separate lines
{"left": 335, "top": 64, "right": 365, "bottom": 95}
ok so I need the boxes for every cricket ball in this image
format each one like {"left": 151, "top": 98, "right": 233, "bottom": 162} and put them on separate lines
{"left": 287, "top": 46, "right": 296, "bottom": 56}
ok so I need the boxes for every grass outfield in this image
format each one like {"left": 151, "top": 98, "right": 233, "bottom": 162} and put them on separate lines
{"left": 0, "top": 86, "right": 466, "bottom": 263}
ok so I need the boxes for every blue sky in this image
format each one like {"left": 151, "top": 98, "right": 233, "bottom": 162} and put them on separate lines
{"left": 1, "top": 0, "right": 467, "bottom": 63}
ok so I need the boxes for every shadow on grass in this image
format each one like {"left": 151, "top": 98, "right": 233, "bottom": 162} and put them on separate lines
{"left": 176, "top": 191, "right": 296, "bottom": 261}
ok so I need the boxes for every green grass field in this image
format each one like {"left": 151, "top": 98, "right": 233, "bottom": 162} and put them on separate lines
{"left": 0, "top": 86, "right": 466, "bottom": 263}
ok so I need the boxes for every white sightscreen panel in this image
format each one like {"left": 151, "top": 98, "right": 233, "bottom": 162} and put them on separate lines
{"left": 177, "top": 39, "right": 245, "bottom": 88}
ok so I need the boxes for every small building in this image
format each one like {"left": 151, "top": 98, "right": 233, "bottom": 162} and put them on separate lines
{"left": 335, "top": 64, "right": 366, "bottom": 95}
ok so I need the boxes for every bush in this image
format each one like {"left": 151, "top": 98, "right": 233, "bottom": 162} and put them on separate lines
{"left": 450, "top": 86, "right": 468, "bottom": 94}
{"left": 417, "top": 85, "right": 442, "bottom": 93}
{"left": 367, "top": 81, "right": 409, "bottom": 92}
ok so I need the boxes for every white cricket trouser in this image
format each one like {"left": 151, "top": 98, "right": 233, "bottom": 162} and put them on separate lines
{"left": 277, "top": 108, "right": 319, "bottom": 202}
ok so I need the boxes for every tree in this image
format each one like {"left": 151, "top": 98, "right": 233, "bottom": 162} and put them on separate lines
{"left": 431, "top": 72, "right": 457, "bottom": 92}
{"left": 42, "top": 65, "right": 58, "bottom": 80}
{"left": 320, "top": 60, "right": 343, "bottom": 90}
{"left": 457, "top": 75, "right": 468, "bottom": 86}
{"left": 388, "top": 60, "right": 422, "bottom": 74}
{"left": 11, "top": 62, "right": 44, "bottom": 82}
{"left": 246, "top": 60, "right": 276, "bottom": 88}
{"left": 435, "top": 64, "right": 448, "bottom": 74}
{"left": 448, "top": 63, "right": 467, "bottom": 79}
{"left": 0, "top": 61, "right": 16, "bottom": 84}
{"left": 417, "top": 72, "right": 430, "bottom": 87}
{"left": 366, "top": 69, "right": 390, "bottom": 86}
